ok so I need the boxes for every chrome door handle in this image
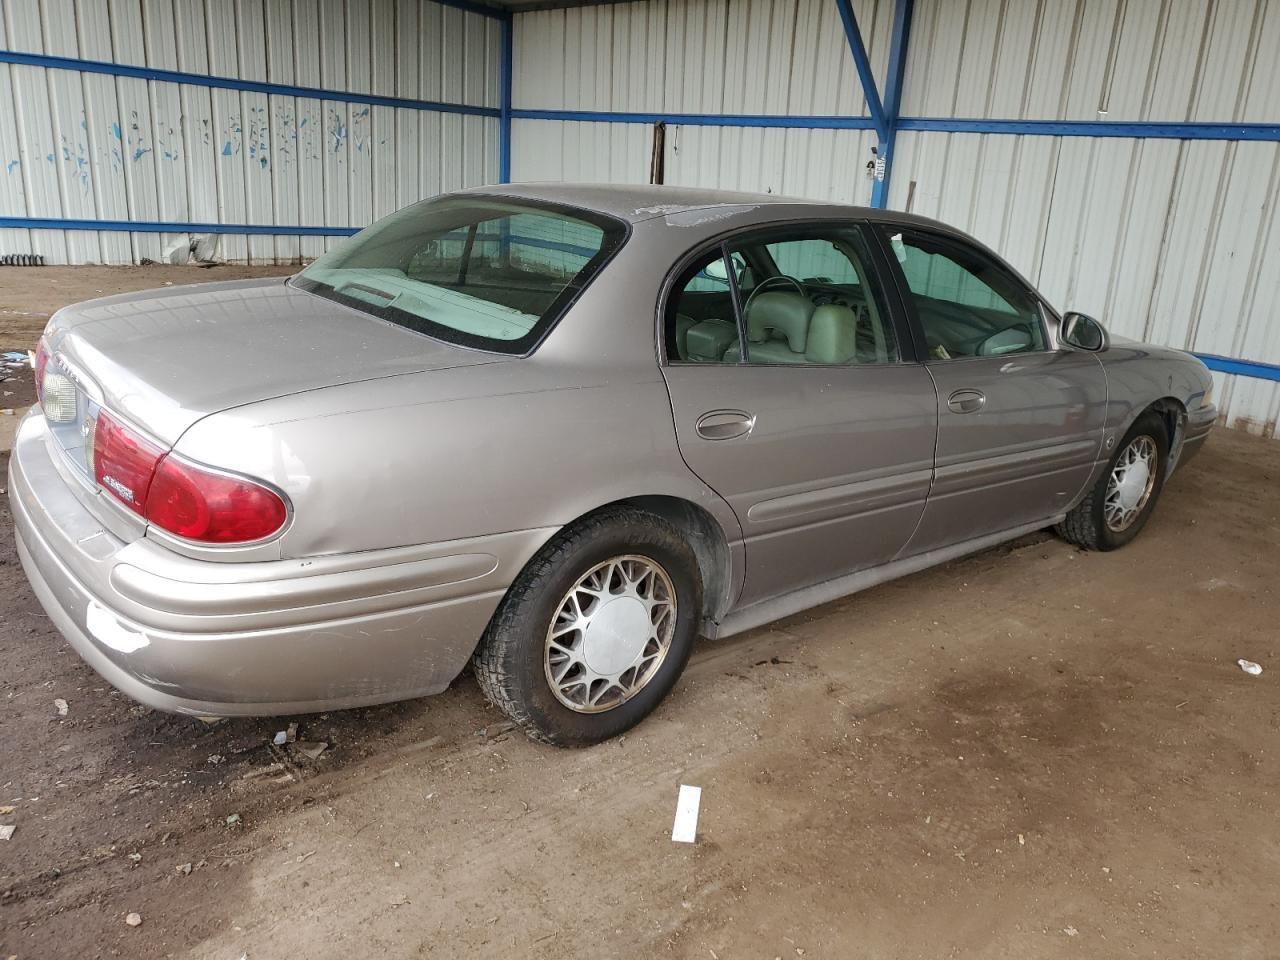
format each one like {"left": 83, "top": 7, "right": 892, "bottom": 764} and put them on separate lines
{"left": 947, "top": 389, "right": 986, "bottom": 414}
{"left": 695, "top": 409, "right": 755, "bottom": 440}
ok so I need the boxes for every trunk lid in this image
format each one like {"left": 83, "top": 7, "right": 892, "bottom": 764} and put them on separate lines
{"left": 46, "top": 277, "right": 505, "bottom": 445}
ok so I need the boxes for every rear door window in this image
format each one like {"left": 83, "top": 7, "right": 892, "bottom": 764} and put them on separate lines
{"left": 765, "top": 238, "right": 860, "bottom": 286}
{"left": 664, "top": 225, "right": 899, "bottom": 366}
{"left": 666, "top": 250, "right": 743, "bottom": 363}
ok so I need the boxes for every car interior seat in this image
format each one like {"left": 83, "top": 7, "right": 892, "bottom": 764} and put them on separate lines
{"left": 805, "top": 304, "right": 857, "bottom": 363}
{"left": 738, "top": 291, "right": 814, "bottom": 363}
{"left": 684, "top": 317, "right": 740, "bottom": 361}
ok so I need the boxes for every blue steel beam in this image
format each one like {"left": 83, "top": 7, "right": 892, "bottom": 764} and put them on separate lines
{"left": 870, "top": 0, "right": 914, "bottom": 208}
{"left": 898, "top": 117, "right": 1280, "bottom": 140}
{"left": 1194, "top": 354, "right": 1280, "bottom": 383}
{"left": 0, "top": 216, "right": 359, "bottom": 236}
{"left": 832, "top": 0, "right": 888, "bottom": 141}
{"left": 0, "top": 50, "right": 499, "bottom": 118}
{"left": 504, "top": 110, "right": 1280, "bottom": 141}
{"left": 499, "top": 15, "right": 514, "bottom": 182}
{"left": 0, "top": 217, "right": 596, "bottom": 258}
{"left": 509, "top": 108, "right": 877, "bottom": 129}
{"left": 11, "top": 49, "right": 1278, "bottom": 141}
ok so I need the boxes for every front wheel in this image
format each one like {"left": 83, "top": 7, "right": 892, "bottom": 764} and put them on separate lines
{"left": 472, "top": 507, "right": 702, "bottom": 746}
{"left": 1057, "top": 411, "right": 1170, "bottom": 550}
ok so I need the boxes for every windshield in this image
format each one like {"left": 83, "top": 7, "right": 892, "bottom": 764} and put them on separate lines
{"left": 294, "top": 196, "right": 627, "bottom": 354}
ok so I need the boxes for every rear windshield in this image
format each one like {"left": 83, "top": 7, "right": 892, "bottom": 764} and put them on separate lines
{"left": 294, "top": 195, "right": 627, "bottom": 354}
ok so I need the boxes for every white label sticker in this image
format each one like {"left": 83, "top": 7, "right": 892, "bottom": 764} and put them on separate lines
{"left": 890, "top": 232, "right": 909, "bottom": 264}
{"left": 671, "top": 784, "right": 702, "bottom": 843}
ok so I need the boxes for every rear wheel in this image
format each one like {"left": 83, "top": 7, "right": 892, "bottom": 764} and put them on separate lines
{"left": 473, "top": 507, "right": 702, "bottom": 746}
{"left": 1057, "top": 411, "right": 1170, "bottom": 550}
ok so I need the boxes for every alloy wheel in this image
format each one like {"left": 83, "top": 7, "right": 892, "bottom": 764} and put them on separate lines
{"left": 1104, "top": 434, "right": 1158, "bottom": 532}
{"left": 544, "top": 555, "right": 677, "bottom": 713}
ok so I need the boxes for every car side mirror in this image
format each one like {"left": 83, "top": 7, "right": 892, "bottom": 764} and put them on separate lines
{"left": 1061, "top": 312, "right": 1109, "bottom": 352}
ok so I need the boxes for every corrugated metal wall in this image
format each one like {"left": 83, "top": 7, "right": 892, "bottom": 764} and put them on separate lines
{"left": 0, "top": 0, "right": 501, "bottom": 265}
{"left": 514, "top": 0, "right": 889, "bottom": 115}
{"left": 510, "top": 0, "right": 1280, "bottom": 436}
{"left": 511, "top": 0, "right": 889, "bottom": 201}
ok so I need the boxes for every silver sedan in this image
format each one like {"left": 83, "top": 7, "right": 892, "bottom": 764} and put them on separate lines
{"left": 10, "top": 184, "right": 1216, "bottom": 745}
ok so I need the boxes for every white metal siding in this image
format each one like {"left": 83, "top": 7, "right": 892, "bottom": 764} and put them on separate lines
{"left": 514, "top": 0, "right": 891, "bottom": 116}
{"left": 663, "top": 125, "right": 880, "bottom": 204}
{"left": 509, "top": 0, "right": 890, "bottom": 205}
{"left": 511, "top": 120, "right": 881, "bottom": 205}
{"left": 511, "top": 0, "right": 1280, "bottom": 435}
{"left": 511, "top": 118, "right": 654, "bottom": 183}
{"left": 902, "top": 0, "right": 1280, "bottom": 123}
{"left": 0, "top": 0, "right": 501, "bottom": 264}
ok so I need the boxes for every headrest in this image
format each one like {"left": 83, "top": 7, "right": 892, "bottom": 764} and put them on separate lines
{"left": 745, "top": 292, "right": 813, "bottom": 352}
{"left": 805, "top": 304, "right": 858, "bottom": 364}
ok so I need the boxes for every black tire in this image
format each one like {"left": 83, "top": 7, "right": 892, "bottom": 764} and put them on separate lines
{"left": 1057, "top": 411, "right": 1170, "bottom": 551}
{"left": 472, "top": 507, "right": 702, "bottom": 747}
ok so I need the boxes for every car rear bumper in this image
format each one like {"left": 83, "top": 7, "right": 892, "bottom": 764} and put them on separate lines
{"left": 9, "top": 412, "right": 551, "bottom": 717}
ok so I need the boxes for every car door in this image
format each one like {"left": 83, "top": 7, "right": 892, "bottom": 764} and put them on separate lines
{"left": 874, "top": 225, "right": 1108, "bottom": 556}
{"left": 659, "top": 223, "right": 938, "bottom": 608}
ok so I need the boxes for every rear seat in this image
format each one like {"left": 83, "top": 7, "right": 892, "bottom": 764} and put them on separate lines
{"left": 746, "top": 292, "right": 812, "bottom": 362}
{"left": 684, "top": 318, "right": 739, "bottom": 361}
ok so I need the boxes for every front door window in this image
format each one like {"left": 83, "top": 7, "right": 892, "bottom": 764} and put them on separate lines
{"left": 883, "top": 228, "right": 1047, "bottom": 360}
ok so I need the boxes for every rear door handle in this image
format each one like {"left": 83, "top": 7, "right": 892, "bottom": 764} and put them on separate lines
{"left": 695, "top": 409, "right": 755, "bottom": 440}
{"left": 947, "top": 389, "right": 986, "bottom": 414}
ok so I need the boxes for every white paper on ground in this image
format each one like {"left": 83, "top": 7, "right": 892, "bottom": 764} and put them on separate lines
{"left": 671, "top": 784, "right": 702, "bottom": 843}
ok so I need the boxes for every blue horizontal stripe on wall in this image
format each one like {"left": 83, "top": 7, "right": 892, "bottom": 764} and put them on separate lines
{"left": 462, "top": 231, "right": 598, "bottom": 258}
{"left": 1194, "top": 354, "right": 1280, "bottom": 383}
{"left": 898, "top": 117, "right": 1280, "bottom": 141}
{"left": 1, "top": 216, "right": 359, "bottom": 237}
{"left": 511, "top": 108, "right": 879, "bottom": 130}
{"left": 1, "top": 216, "right": 597, "bottom": 257}
{"left": 0, "top": 50, "right": 500, "bottom": 119}
{"left": 512, "top": 109, "right": 1280, "bottom": 142}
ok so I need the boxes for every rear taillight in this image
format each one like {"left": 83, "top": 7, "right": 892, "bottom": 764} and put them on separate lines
{"left": 34, "top": 340, "right": 77, "bottom": 423}
{"left": 146, "top": 457, "right": 288, "bottom": 544}
{"left": 92, "top": 410, "right": 288, "bottom": 543}
{"left": 33, "top": 339, "right": 50, "bottom": 406}
{"left": 93, "top": 410, "right": 164, "bottom": 515}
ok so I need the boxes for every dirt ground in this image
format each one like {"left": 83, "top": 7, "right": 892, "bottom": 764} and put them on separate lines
{"left": 2, "top": 268, "right": 1278, "bottom": 959}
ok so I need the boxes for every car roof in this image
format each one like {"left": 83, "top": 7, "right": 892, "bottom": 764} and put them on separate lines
{"left": 458, "top": 181, "right": 846, "bottom": 224}
{"left": 452, "top": 182, "right": 1047, "bottom": 319}
{"left": 460, "top": 181, "right": 960, "bottom": 235}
